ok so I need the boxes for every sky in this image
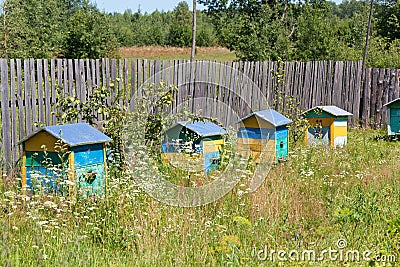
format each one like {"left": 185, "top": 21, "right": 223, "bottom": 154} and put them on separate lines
{"left": 93, "top": 0, "right": 343, "bottom": 14}
{"left": 93, "top": 0, "right": 205, "bottom": 14}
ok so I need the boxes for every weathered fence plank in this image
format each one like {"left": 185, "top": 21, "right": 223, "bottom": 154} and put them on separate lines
{"left": 0, "top": 58, "right": 399, "bottom": 168}
{"left": 326, "top": 61, "right": 333, "bottom": 105}
{"left": 16, "top": 59, "right": 24, "bottom": 141}
{"left": 43, "top": 59, "right": 51, "bottom": 125}
{"left": 353, "top": 61, "right": 362, "bottom": 125}
{"left": 24, "top": 60, "right": 32, "bottom": 135}
{"left": 10, "top": 60, "right": 18, "bottom": 163}
{"left": 111, "top": 59, "right": 117, "bottom": 105}
{"left": 37, "top": 60, "right": 45, "bottom": 124}
{"left": 79, "top": 59, "right": 86, "bottom": 104}
{"left": 1, "top": 59, "right": 12, "bottom": 168}
{"left": 259, "top": 62, "right": 267, "bottom": 110}
{"left": 130, "top": 60, "right": 136, "bottom": 111}
{"left": 30, "top": 59, "right": 37, "bottom": 129}
{"left": 362, "top": 69, "right": 371, "bottom": 126}
{"left": 137, "top": 59, "right": 143, "bottom": 99}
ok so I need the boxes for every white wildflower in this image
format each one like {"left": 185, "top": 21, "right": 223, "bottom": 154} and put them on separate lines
{"left": 37, "top": 221, "right": 49, "bottom": 226}
{"left": 44, "top": 201, "right": 57, "bottom": 209}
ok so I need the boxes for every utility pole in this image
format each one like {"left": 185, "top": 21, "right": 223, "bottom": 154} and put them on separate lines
{"left": 360, "top": 0, "right": 374, "bottom": 127}
{"left": 362, "top": 0, "right": 374, "bottom": 72}
{"left": 2, "top": 3, "right": 6, "bottom": 49}
{"left": 190, "top": 0, "right": 196, "bottom": 61}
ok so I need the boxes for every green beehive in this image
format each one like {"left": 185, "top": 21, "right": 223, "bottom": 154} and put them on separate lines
{"left": 161, "top": 121, "right": 226, "bottom": 174}
{"left": 384, "top": 98, "right": 400, "bottom": 136}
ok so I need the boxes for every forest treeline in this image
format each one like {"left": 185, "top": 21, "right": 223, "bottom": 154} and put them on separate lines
{"left": 0, "top": 0, "right": 399, "bottom": 68}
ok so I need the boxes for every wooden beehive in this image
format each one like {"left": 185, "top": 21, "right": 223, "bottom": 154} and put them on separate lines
{"left": 161, "top": 121, "right": 226, "bottom": 174}
{"left": 19, "top": 123, "right": 111, "bottom": 197}
{"left": 383, "top": 98, "right": 400, "bottom": 136}
{"left": 302, "top": 106, "right": 352, "bottom": 148}
{"left": 237, "top": 109, "right": 292, "bottom": 163}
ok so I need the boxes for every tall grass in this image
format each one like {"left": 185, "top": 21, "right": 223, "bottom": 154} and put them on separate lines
{"left": 119, "top": 46, "right": 237, "bottom": 62}
{"left": 1, "top": 129, "right": 399, "bottom": 266}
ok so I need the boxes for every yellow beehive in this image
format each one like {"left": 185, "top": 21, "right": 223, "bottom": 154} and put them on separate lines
{"left": 302, "top": 106, "right": 352, "bottom": 148}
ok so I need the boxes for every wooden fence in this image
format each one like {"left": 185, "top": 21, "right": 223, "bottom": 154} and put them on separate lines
{"left": 0, "top": 58, "right": 399, "bottom": 169}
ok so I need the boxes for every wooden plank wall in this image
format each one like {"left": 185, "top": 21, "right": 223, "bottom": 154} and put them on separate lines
{"left": 0, "top": 58, "right": 399, "bottom": 169}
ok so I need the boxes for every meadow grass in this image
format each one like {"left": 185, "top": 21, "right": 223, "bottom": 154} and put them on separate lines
{"left": 1, "top": 128, "right": 399, "bottom": 266}
{"left": 119, "top": 46, "right": 237, "bottom": 62}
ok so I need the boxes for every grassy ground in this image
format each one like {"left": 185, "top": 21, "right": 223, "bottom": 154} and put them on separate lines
{"left": 1, "top": 128, "right": 399, "bottom": 266}
{"left": 119, "top": 46, "right": 237, "bottom": 62}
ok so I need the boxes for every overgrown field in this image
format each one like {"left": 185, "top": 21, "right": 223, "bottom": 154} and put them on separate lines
{"left": 1, "top": 129, "right": 399, "bottom": 266}
{"left": 119, "top": 46, "right": 237, "bottom": 62}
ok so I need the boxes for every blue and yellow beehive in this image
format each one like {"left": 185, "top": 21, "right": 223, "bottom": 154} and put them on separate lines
{"left": 383, "top": 98, "right": 400, "bottom": 136}
{"left": 19, "top": 123, "right": 111, "bottom": 196}
{"left": 161, "top": 121, "right": 226, "bottom": 173}
{"left": 302, "top": 106, "right": 352, "bottom": 148}
{"left": 237, "top": 109, "right": 292, "bottom": 163}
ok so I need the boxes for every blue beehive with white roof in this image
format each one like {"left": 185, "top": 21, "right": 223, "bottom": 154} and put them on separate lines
{"left": 19, "top": 123, "right": 111, "bottom": 197}
{"left": 161, "top": 120, "right": 226, "bottom": 173}
{"left": 237, "top": 109, "right": 292, "bottom": 163}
